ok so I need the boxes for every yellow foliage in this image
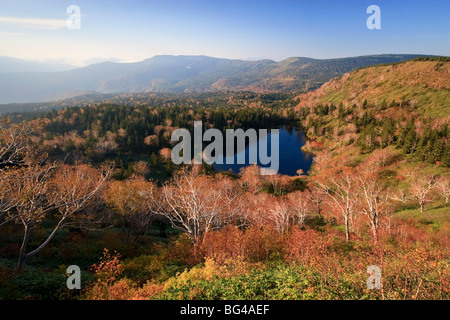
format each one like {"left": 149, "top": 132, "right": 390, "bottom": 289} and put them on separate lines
{"left": 164, "top": 257, "right": 263, "bottom": 290}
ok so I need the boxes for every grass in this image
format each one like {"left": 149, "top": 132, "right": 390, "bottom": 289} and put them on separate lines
{"left": 306, "top": 61, "right": 450, "bottom": 119}
{"left": 394, "top": 200, "right": 450, "bottom": 228}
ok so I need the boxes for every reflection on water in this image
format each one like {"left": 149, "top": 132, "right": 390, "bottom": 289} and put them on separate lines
{"left": 213, "top": 126, "right": 313, "bottom": 176}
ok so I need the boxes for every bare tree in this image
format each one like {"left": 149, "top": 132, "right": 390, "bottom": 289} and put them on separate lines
{"left": 46, "top": 163, "right": 111, "bottom": 229}
{"left": 435, "top": 176, "right": 450, "bottom": 204}
{"left": 410, "top": 173, "right": 437, "bottom": 213}
{"left": 148, "top": 167, "right": 242, "bottom": 243}
{"left": 0, "top": 119, "right": 35, "bottom": 168}
{"left": 313, "top": 167, "right": 359, "bottom": 241}
{"left": 0, "top": 174, "right": 20, "bottom": 226}
{"left": 390, "top": 188, "right": 409, "bottom": 204}
{"left": 239, "top": 192, "right": 270, "bottom": 228}
{"left": 6, "top": 163, "right": 110, "bottom": 270}
{"left": 287, "top": 190, "right": 313, "bottom": 228}
{"left": 357, "top": 166, "right": 391, "bottom": 241}
{"left": 0, "top": 119, "right": 36, "bottom": 225}
{"left": 105, "top": 177, "right": 157, "bottom": 243}
{"left": 4, "top": 164, "right": 56, "bottom": 270}
{"left": 306, "top": 184, "right": 326, "bottom": 217}
{"left": 268, "top": 196, "right": 292, "bottom": 233}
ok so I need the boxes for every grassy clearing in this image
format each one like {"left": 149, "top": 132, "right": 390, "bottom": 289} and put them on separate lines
{"left": 394, "top": 200, "right": 450, "bottom": 228}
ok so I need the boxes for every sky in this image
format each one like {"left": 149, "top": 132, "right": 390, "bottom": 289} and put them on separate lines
{"left": 0, "top": 0, "right": 449, "bottom": 66}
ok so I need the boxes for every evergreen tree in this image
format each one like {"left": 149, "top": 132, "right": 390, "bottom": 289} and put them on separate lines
{"left": 430, "top": 140, "right": 444, "bottom": 164}
{"left": 403, "top": 129, "right": 417, "bottom": 154}
{"left": 441, "top": 144, "right": 450, "bottom": 167}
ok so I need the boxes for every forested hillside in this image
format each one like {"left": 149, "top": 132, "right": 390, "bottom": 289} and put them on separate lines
{"left": 296, "top": 57, "right": 450, "bottom": 117}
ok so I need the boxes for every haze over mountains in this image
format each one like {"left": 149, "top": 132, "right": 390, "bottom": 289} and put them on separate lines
{"left": 0, "top": 54, "right": 430, "bottom": 104}
{"left": 0, "top": 57, "right": 75, "bottom": 73}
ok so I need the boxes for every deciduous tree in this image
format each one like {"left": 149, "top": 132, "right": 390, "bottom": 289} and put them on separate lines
{"left": 267, "top": 196, "right": 292, "bottom": 233}
{"left": 435, "top": 176, "right": 449, "bottom": 204}
{"left": 105, "top": 177, "right": 156, "bottom": 243}
{"left": 6, "top": 163, "right": 110, "bottom": 270}
{"left": 313, "top": 167, "right": 359, "bottom": 241}
{"left": 357, "top": 165, "right": 391, "bottom": 241}
{"left": 149, "top": 166, "right": 242, "bottom": 243}
{"left": 409, "top": 172, "right": 437, "bottom": 213}
{"left": 0, "top": 119, "right": 34, "bottom": 168}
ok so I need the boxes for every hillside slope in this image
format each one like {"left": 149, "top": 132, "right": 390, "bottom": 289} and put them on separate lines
{"left": 296, "top": 59, "right": 450, "bottom": 118}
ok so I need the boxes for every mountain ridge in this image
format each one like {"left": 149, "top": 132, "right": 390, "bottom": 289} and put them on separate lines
{"left": 0, "top": 54, "right": 434, "bottom": 104}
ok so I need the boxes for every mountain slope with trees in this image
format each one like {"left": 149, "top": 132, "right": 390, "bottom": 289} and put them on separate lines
{"left": 296, "top": 57, "right": 450, "bottom": 118}
{"left": 295, "top": 57, "right": 449, "bottom": 242}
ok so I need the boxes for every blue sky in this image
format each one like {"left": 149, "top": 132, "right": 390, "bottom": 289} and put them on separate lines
{"left": 0, "top": 0, "right": 448, "bottom": 66}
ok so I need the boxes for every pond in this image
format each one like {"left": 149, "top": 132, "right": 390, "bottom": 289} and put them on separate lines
{"left": 213, "top": 126, "right": 313, "bottom": 176}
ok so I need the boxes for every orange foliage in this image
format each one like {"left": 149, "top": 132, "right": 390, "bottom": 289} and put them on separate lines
{"left": 284, "top": 227, "right": 333, "bottom": 265}
{"left": 197, "top": 225, "right": 284, "bottom": 263}
{"left": 91, "top": 248, "right": 123, "bottom": 286}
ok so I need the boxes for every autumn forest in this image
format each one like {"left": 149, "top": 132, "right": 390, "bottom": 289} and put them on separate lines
{"left": 0, "top": 57, "right": 449, "bottom": 301}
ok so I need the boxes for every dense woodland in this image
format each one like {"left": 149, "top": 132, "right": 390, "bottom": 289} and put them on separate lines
{"left": 0, "top": 78, "right": 449, "bottom": 299}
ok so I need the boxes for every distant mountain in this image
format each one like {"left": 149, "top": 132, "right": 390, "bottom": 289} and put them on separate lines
{"left": 295, "top": 57, "right": 450, "bottom": 118}
{"left": 0, "top": 57, "right": 75, "bottom": 73}
{"left": 0, "top": 54, "right": 432, "bottom": 104}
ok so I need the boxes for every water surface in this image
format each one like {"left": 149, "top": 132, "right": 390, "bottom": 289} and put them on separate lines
{"left": 213, "top": 126, "right": 313, "bottom": 176}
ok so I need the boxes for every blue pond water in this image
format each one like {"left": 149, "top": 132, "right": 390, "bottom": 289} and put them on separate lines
{"left": 213, "top": 126, "right": 313, "bottom": 176}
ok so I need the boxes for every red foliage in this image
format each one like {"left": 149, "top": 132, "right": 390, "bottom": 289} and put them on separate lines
{"left": 284, "top": 227, "right": 333, "bottom": 264}
{"left": 197, "top": 225, "right": 284, "bottom": 263}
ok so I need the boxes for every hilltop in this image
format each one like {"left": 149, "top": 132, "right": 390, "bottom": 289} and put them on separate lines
{"left": 295, "top": 58, "right": 450, "bottom": 118}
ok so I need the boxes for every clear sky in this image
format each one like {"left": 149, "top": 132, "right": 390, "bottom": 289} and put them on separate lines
{"left": 0, "top": 0, "right": 448, "bottom": 66}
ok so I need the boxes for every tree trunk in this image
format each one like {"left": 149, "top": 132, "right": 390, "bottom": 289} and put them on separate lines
{"left": 133, "top": 234, "right": 140, "bottom": 245}
{"left": 17, "top": 226, "right": 30, "bottom": 271}
{"left": 372, "top": 213, "right": 378, "bottom": 243}
{"left": 372, "top": 224, "right": 378, "bottom": 243}
{"left": 344, "top": 215, "right": 350, "bottom": 241}
{"left": 17, "top": 217, "right": 65, "bottom": 271}
{"left": 159, "top": 222, "right": 166, "bottom": 238}
{"left": 126, "top": 225, "right": 131, "bottom": 243}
